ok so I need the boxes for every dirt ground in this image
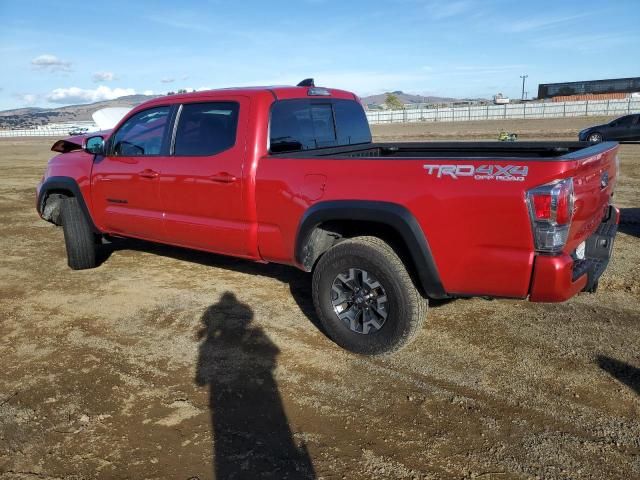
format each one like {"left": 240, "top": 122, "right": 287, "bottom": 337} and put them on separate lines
{"left": 1, "top": 117, "right": 639, "bottom": 480}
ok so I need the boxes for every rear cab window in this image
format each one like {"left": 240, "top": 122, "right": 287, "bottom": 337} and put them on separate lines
{"left": 269, "top": 99, "right": 371, "bottom": 153}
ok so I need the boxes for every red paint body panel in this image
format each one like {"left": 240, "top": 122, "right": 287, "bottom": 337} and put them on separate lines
{"left": 159, "top": 95, "right": 252, "bottom": 256}
{"left": 529, "top": 254, "right": 587, "bottom": 302}
{"left": 36, "top": 84, "right": 619, "bottom": 303}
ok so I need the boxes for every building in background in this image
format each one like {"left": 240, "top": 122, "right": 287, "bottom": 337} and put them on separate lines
{"left": 538, "top": 77, "right": 640, "bottom": 102}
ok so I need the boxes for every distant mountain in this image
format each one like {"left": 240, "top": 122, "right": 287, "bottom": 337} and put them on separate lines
{"left": 1, "top": 89, "right": 490, "bottom": 128}
{"left": 0, "top": 94, "right": 157, "bottom": 128}
{"left": 361, "top": 91, "right": 459, "bottom": 107}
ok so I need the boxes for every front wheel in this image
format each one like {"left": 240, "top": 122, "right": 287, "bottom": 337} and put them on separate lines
{"left": 588, "top": 132, "right": 603, "bottom": 143}
{"left": 61, "top": 197, "right": 97, "bottom": 270}
{"left": 312, "top": 236, "right": 428, "bottom": 355}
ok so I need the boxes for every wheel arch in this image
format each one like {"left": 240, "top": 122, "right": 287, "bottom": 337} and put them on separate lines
{"left": 38, "top": 176, "right": 99, "bottom": 233}
{"left": 295, "top": 200, "right": 448, "bottom": 299}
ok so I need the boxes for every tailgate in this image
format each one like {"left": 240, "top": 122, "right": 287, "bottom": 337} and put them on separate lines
{"left": 562, "top": 141, "right": 618, "bottom": 252}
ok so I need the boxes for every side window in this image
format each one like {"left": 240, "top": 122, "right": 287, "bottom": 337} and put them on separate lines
{"left": 334, "top": 100, "right": 372, "bottom": 145}
{"left": 616, "top": 115, "right": 634, "bottom": 127}
{"left": 173, "top": 102, "right": 239, "bottom": 156}
{"left": 110, "top": 106, "right": 170, "bottom": 156}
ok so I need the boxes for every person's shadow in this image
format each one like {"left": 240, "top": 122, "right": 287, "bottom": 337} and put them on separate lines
{"left": 597, "top": 355, "right": 640, "bottom": 395}
{"left": 195, "top": 292, "right": 316, "bottom": 479}
{"left": 619, "top": 208, "right": 640, "bottom": 238}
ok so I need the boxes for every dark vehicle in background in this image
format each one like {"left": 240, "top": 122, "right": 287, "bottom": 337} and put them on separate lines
{"left": 579, "top": 114, "right": 640, "bottom": 142}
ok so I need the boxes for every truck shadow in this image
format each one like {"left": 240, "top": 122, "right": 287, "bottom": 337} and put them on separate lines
{"left": 618, "top": 208, "right": 640, "bottom": 238}
{"left": 195, "top": 292, "right": 316, "bottom": 479}
{"left": 97, "top": 237, "right": 452, "bottom": 332}
{"left": 97, "top": 237, "right": 324, "bottom": 332}
{"left": 596, "top": 355, "right": 640, "bottom": 396}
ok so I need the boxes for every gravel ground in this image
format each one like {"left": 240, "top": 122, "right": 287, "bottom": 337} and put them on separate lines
{"left": 1, "top": 117, "right": 639, "bottom": 479}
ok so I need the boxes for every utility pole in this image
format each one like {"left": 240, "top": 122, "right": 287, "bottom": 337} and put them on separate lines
{"left": 520, "top": 75, "right": 528, "bottom": 101}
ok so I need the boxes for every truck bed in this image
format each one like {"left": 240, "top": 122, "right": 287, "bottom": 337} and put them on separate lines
{"left": 270, "top": 141, "right": 603, "bottom": 159}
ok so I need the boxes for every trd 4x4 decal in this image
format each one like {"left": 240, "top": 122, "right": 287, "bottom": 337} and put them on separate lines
{"left": 423, "top": 164, "right": 529, "bottom": 181}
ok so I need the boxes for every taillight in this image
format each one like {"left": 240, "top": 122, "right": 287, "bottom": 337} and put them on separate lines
{"left": 526, "top": 178, "right": 574, "bottom": 253}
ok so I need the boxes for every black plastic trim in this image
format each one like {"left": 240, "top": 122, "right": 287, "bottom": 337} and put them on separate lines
{"left": 573, "top": 205, "right": 618, "bottom": 291}
{"left": 38, "top": 176, "right": 100, "bottom": 233}
{"left": 558, "top": 141, "right": 618, "bottom": 160}
{"left": 270, "top": 141, "right": 612, "bottom": 161}
{"left": 295, "top": 200, "right": 448, "bottom": 299}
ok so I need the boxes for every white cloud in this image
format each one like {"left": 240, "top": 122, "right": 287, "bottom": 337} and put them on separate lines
{"left": 14, "top": 93, "right": 38, "bottom": 105}
{"left": 145, "top": 14, "right": 211, "bottom": 33}
{"left": 503, "top": 13, "right": 589, "bottom": 33}
{"left": 92, "top": 71, "right": 116, "bottom": 82}
{"left": 450, "top": 64, "right": 527, "bottom": 75}
{"left": 31, "top": 54, "right": 72, "bottom": 72}
{"left": 161, "top": 78, "right": 175, "bottom": 84}
{"left": 425, "top": 0, "right": 472, "bottom": 20}
{"left": 46, "top": 85, "right": 136, "bottom": 104}
{"left": 143, "top": 90, "right": 154, "bottom": 95}
{"left": 533, "top": 32, "right": 630, "bottom": 52}
{"left": 241, "top": 71, "right": 431, "bottom": 97}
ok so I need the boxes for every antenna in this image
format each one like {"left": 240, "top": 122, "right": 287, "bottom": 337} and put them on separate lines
{"left": 297, "top": 78, "right": 315, "bottom": 87}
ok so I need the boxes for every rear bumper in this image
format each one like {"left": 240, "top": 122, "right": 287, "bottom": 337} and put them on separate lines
{"left": 529, "top": 205, "right": 619, "bottom": 302}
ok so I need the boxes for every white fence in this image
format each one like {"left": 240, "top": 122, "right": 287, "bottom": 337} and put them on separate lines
{"left": 2, "top": 99, "right": 639, "bottom": 136}
{"left": 0, "top": 127, "right": 73, "bottom": 137}
{"left": 366, "top": 98, "right": 640, "bottom": 124}
{"left": 0, "top": 121, "right": 97, "bottom": 138}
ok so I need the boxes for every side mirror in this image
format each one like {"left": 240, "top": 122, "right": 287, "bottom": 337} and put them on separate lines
{"left": 84, "top": 135, "right": 105, "bottom": 155}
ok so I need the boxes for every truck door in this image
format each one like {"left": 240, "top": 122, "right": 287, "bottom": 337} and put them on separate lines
{"left": 91, "top": 105, "right": 171, "bottom": 240}
{"left": 158, "top": 98, "right": 251, "bottom": 257}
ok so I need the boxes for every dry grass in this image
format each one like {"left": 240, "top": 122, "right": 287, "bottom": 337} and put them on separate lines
{"left": 1, "top": 118, "right": 639, "bottom": 479}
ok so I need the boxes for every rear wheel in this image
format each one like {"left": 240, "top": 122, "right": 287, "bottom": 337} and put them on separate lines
{"left": 61, "top": 197, "right": 97, "bottom": 270}
{"left": 588, "top": 132, "right": 603, "bottom": 143}
{"left": 312, "top": 236, "right": 428, "bottom": 355}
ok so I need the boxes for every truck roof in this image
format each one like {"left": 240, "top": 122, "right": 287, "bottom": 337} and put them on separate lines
{"left": 140, "top": 84, "right": 358, "bottom": 108}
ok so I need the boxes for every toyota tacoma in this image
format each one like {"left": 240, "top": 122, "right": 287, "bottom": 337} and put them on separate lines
{"left": 36, "top": 79, "right": 620, "bottom": 355}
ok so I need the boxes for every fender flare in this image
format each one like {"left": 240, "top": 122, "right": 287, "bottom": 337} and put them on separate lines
{"left": 295, "top": 200, "right": 448, "bottom": 299}
{"left": 38, "top": 176, "right": 100, "bottom": 233}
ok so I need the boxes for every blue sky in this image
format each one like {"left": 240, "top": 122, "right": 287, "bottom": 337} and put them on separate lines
{"left": 0, "top": 0, "right": 638, "bottom": 110}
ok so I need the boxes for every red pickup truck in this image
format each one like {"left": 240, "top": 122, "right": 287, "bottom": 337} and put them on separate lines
{"left": 37, "top": 80, "right": 620, "bottom": 355}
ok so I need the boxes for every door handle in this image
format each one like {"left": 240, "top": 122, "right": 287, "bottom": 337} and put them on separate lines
{"left": 138, "top": 169, "right": 159, "bottom": 179}
{"left": 208, "top": 172, "right": 237, "bottom": 183}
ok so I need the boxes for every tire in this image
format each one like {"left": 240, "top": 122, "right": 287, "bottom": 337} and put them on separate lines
{"left": 312, "top": 236, "right": 428, "bottom": 355}
{"left": 61, "top": 196, "right": 97, "bottom": 270}
{"left": 588, "top": 132, "right": 603, "bottom": 143}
